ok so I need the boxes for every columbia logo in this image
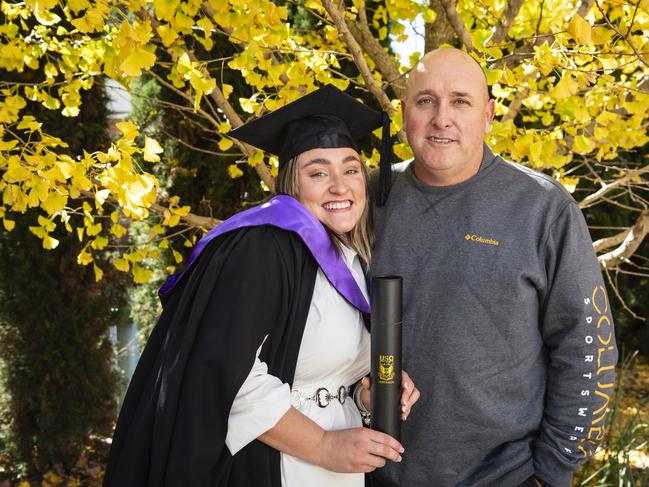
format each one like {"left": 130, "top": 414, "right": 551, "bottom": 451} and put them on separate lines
{"left": 464, "top": 234, "right": 499, "bottom": 246}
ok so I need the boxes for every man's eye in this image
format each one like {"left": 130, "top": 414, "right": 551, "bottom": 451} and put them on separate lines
{"left": 417, "top": 98, "right": 432, "bottom": 105}
{"left": 454, "top": 99, "right": 470, "bottom": 105}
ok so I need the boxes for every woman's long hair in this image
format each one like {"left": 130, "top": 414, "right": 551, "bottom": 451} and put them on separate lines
{"left": 275, "top": 154, "right": 374, "bottom": 268}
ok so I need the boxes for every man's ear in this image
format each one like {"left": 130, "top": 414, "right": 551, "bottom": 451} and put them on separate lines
{"left": 401, "top": 99, "right": 407, "bottom": 133}
{"left": 485, "top": 98, "right": 496, "bottom": 132}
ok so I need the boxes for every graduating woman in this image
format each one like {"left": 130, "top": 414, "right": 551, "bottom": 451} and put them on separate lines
{"left": 104, "top": 85, "right": 419, "bottom": 487}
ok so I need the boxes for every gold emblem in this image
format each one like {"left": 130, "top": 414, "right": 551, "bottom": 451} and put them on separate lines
{"left": 378, "top": 354, "right": 395, "bottom": 383}
{"left": 464, "top": 233, "right": 499, "bottom": 246}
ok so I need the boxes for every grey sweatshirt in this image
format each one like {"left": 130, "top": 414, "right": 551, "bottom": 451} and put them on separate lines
{"left": 370, "top": 145, "right": 618, "bottom": 487}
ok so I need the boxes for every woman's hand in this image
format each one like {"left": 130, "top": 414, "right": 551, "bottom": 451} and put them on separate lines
{"left": 318, "top": 427, "right": 404, "bottom": 473}
{"left": 358, "top": 370, "right": 420, "bottom": 420}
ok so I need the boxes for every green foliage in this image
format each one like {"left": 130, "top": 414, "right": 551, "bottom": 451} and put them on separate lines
{"left": 0, "top": 221, "right": 123, "bottom": 476}
{"left": 0, "top": 79, "right": 126, "bottom": 477}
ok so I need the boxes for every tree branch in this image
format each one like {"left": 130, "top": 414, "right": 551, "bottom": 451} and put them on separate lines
{"left": 578, "top": 164, "right": 649, "bottom": 208}
{"left": 144, "top": 9, "right": 275, "bottom": 190}
{"left": 598, "top": 210, "right": 649, "bottom": 269}
{"left": 425, "top": 0, "right": 456, "bottom": 50}
{"left": 345, "top": 3, "right": 406, "bottom": 99}
{"left": 321, "top": 0, "right": 393, "bottom": 112}
{"left": 322, "top": 0, "right": 407, "bottom": 143}
{"left": 577, "top": 0, "right": 594, "bottom": 17}
{"left": 150, "top": 201, "right": 221, "bottom": 228}
{"left": 436, "top": 0, "right": 474, "bottom": 51}
{"left": 489, "top": 0, "right": 525, "bottom": 45}
{"left": 593, "top": 229, "right": 629, "bottom": 253}
{"left": 595, "top": 0, "right": 649, "bottom": 69}
{"left": 500, "top": 88, "right": 525, "bottom": 122}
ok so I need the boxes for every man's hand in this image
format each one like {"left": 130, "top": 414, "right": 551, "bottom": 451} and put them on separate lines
{"left": 358, "top": 370, "right": 421, "bottom": 420}
{"left": 317, "top": 427, "right": 404, "bottom": 473}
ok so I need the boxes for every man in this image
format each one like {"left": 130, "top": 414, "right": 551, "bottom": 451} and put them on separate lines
{"left": 370, "top": 47, "right": 617, "bottom": 487}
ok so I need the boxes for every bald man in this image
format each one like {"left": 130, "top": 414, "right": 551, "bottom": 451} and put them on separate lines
{"left": 370, "top": 48, "right": 617, "bottom": 487}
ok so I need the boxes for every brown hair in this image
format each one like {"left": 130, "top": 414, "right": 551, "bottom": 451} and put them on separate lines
{"left": 275, "top": 154, "right": 374, "bottom": 268}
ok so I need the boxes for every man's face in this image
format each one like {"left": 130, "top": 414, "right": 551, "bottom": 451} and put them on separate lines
{"left": 402, "top": 49, "right": 495, "bottom": 186}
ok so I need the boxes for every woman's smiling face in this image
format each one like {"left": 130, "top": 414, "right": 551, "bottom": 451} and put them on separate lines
{"left": 296, "top": 146, "right": 367, "bottom": 235}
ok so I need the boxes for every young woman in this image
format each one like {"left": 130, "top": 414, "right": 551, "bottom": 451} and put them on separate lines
{"left": 104, "top": 86, "right": 419, "bottom": 487}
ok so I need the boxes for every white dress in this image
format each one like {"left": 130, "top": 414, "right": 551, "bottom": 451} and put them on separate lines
{"left": 226, "top": 245, "right": 370, "bottom": 487}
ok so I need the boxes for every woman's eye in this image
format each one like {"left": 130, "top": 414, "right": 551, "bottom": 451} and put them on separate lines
{"left": 309, "top": 171, "right": 326, "bottom": 178}
{"left": 346, "top": 168, "right": 360, "bottom": 175}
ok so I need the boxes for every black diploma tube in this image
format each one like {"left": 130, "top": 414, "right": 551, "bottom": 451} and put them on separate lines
{"left": 370, "top": 275, "right": 402, "bottom": 442}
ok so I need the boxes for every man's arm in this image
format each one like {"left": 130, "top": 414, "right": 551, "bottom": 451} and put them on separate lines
{"left": 534, "top": 201, "right": 618, "bottom": 487}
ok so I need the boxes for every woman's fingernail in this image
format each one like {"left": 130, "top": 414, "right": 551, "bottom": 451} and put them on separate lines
{"left": 397, "top": 455, "right": 402, "bottom": 462}
{"left": 403, "top": 383, "right": 409, "bottom": 390}
{"left": 399, "top": 446, "right": 405, "bottom": 453}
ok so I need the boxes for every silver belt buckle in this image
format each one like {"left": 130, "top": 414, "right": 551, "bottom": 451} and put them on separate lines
{"left": 315, "top": 387, "right": 331, "bottom": 408}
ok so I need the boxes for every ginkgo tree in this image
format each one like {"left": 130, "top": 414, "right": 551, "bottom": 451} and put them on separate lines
{"left": 0, "top": 0, "right": 647, "bottom": 285}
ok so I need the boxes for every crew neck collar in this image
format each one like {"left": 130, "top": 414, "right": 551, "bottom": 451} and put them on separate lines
{"left": 406, "top": 143, "right": 499, "bottom": 194}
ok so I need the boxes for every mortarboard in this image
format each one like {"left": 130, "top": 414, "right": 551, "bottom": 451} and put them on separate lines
{"left": 228, "top": 85, "right": 393, "bottom": 206}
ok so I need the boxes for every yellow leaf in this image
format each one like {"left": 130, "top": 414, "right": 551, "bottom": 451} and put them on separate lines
{"left": 393, "top": 143, "right": 413, "bottom": 161}
{"left": 222, "top": 83, "right": 233, "bottom": 99}
{"left": 248, "top": 150, "right": 264, "bottom": 167}
{"left": 68, "top": 0, "right": 90, "bottom": 14}
{"left": 17, "top": 115, "right": 42, "bottom": 132}
{"left": 38, "top": 215, "right": 56, "bottom": 231}
{"left": 174, "top": 205, "right": 190, "bottom": 217}
{"left": 172, "top": 249, "right": 183, "bottom": 263}
{"left": 132, "top": 264, "right": 153, "bottom": 283}
{"left": 93, "top": 263, "right": 103, "bottom": 281}
{"left": 42, "top": 234, "right": 59, "bottom": 249}
{"left": 34, "top": 5, "right": 61, "bottom": 25}
{"left": 40, "top": 91, "right": 61, "bottom": 110}
{"left": 87, "top": 222, "right": 102, "bottom": 236}
{"left": 92, "top": 235, "right": 108, "bottom": 249}
{"left": 560, "top": 176, "right": 579, "bottom": 193}
{"left": 113, "top": 258, "right": 129, "bottom": 272}
{"left": 153, "top": 0, "right": 180, "bottom": 21}
{"left": 3, "top": 219, "right": 15, "bottom": 231}
{"left": 218, "top": 122, "right": 231, "bottom": 133}
{"left": 218, "top": 137, "right": 233, "bottom": 151}
{"left": 228, "top": 164, "right": 243, "bottom": 178}
{"left": 111, "top": 223, "right": 127, "bottom": 238}
{"left": 550, "top": 76, "right": 578, "bottom": 99}
{"left": 573, "top": 135, "right": 595, "bottom": 154}
{"left": 640, "top": 0, "right": 649, "bottom": 13}
{"left": 567, "top": 15, "right": 591, "bottom": 45}
{"left": 115, "top": 120, "right": 139, "bottom": 140}
{"left": 42, "top": 191, "right": 67, "bottom": 214}
{"left": 77, "top": 249, "right": 93, "bottom": 265}
{"left": 119, "top": 46, "right": 156, "bottom": 77}
{"left": 95, "top": 189, "right": 110, "bottom": 206}
{"left": 143, "top": 136, "right": 163, "bottom": 162}
{"left": 156, "top": 23, "right": 178, "bottom": 47}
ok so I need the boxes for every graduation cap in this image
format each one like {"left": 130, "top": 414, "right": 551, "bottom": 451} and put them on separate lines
{"left": 228, "top": 85, "right": 393, "bottom": 206}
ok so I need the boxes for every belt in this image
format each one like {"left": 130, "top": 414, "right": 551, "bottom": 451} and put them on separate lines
{"left": 290, "top": 385, "right": 350, "bottom": 408}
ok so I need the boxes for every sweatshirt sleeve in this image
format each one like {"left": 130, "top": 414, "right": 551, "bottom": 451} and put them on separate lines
{"left": 225, "top": 337, "right": 291, "bottom": 455}
{"left": 533, "top": 201, "right": 618, "bottom": 487}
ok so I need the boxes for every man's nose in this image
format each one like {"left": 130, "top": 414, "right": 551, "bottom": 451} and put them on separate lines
{"left": 431, "top": 103, "right": 452, "bottom": 128}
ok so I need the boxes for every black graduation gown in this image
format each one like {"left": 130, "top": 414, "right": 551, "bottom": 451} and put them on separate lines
{"left": 104, "top": 225, "right": 318, "bottom": 486}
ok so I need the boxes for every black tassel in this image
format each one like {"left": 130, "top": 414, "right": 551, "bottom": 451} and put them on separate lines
{"left": 376, "top": 111, "right": 393, "bottom": 207}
